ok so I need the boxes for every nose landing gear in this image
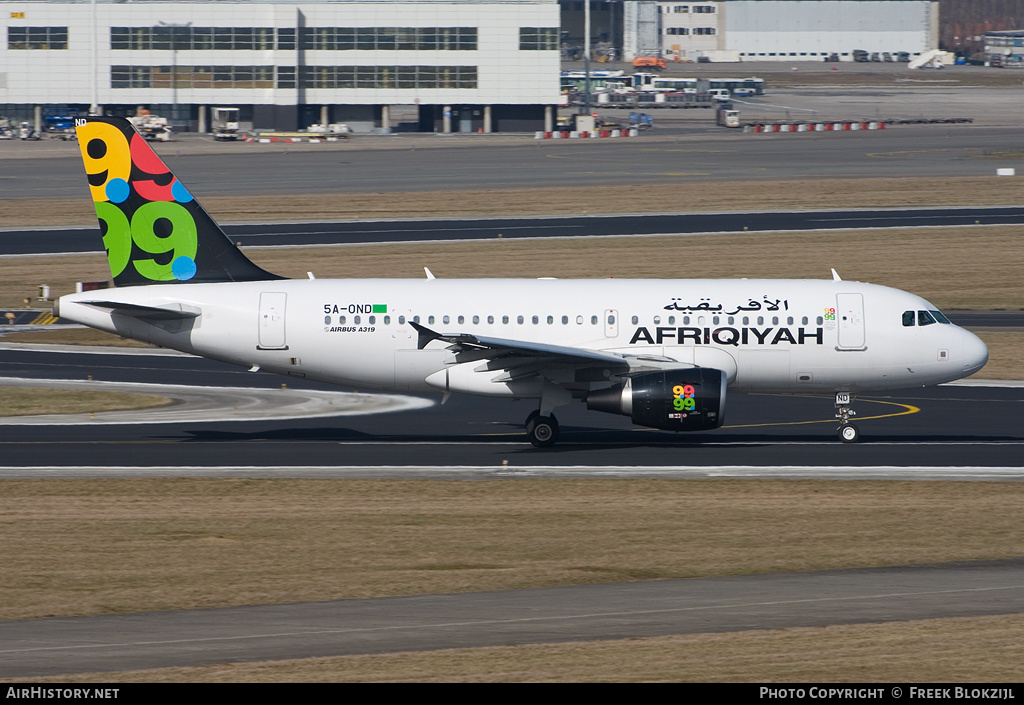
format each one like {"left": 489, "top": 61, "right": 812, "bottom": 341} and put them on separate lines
{"left": 835, "top": 391, "right": 859, "bottom": 443}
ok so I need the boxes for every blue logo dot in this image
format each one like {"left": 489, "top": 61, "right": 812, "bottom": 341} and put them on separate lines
{"left": 172, "top": 256, "right": 197, "bottom": 281}
{"left": 105, "top": 178, "right": 130, "bottom": 203}
{"left": 172, "top": 181, "right": 194, "bottom": 203}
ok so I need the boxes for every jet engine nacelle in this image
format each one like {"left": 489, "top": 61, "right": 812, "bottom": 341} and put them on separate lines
{"left": 586, "top": 368, "right": 726, "bottom": 431}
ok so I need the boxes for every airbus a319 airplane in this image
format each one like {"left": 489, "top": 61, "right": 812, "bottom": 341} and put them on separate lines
{"left": 56, "top": 117, "right": 988, "bottom": 446}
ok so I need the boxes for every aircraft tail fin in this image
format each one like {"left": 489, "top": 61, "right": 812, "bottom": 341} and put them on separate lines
{"left": 74, "top": 116, "right": 283, "bottom": 287}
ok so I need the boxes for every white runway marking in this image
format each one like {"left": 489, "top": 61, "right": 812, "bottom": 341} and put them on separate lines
{"left": 0, "top": 465, "right": 1021, "bottom": 480}
{"left": 0, "top": 377, "right": 432, "bottom": 424}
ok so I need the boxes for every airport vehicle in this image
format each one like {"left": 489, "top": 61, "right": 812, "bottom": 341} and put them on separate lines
{"left": 56, "top": 117, "right": 989, "bottom": 446}
{"left": 716, "top": 108, "right": 740, "bottom": 128}
{"left": 629, "top": 112, "right": 654, "bottom": 130}
{"left": 908, "top": 49, "right": 952, "bottom": 70}
{"left": 211, "top": 107, "right": 240, "bottom": 141}
{"left": 128, "top": 111, "right": 172, "bottom": 141}
{"left": 632, "top": 56, "right": 666, "bottom": 70}
{"left": 18, "top": 122, "right": 40, "bottom": 140}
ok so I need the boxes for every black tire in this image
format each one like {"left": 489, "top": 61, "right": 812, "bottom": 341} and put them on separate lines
{"left": 526, "top": 414, "right": 559, "bottom": 448}
{"left": 838, "top": 423, "right": 860, "bottom": 443}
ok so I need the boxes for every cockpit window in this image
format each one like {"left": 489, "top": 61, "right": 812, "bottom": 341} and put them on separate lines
{"left": 930, "top": 310, "right": 951, "bottom": 324}
{"left": 902, "top": 311, "right": 915, "bottom": 327}
{"left": 918, "top": 310, "right": 937, "bottom": 326}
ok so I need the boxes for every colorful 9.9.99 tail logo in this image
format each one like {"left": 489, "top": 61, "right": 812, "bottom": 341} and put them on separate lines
{"left": 76, "top": 119, "right": 198, "bottom": 282}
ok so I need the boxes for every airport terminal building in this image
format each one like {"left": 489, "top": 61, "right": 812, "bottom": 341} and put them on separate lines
{"left": 655, "top": 0, "right": 939, "bottom": 63}
{"left": 4, "top": 0, "right": 942, "bottom": 134}
{"left": 2, "top": 0, "right": 561, "bottom": 133}
{"left": 566, "top": 0, "right": 938, "bottom": 64}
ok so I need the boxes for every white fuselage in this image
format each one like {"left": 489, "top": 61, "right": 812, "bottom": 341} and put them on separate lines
{"left": 57, "top": 277, "right": 988, "bottom": 398}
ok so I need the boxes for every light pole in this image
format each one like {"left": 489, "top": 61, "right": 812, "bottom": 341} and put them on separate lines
{"left": 582, "top": 0, "right": 591, "bottom": 117}
{"left": 90, "top": 0, "right": 97, "bottom": 115}
{"left": 157, "top": 21, "right": 192, "bottom": 127}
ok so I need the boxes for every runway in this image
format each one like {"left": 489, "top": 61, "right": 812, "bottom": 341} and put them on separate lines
{"left": 3, "top": 558, "right": 1024, "bottom": 679}
{"left": 1, "top": 345, "right": 1021, "bottom": 472}
{"left": 5, "top": 206, "right": 1024, "bottom": 256}
{"left": 3, "top": 125, "right": 1024, "bottom": 202}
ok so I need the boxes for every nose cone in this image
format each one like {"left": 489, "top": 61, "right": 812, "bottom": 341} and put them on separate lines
{"left": 961, "top": 330, "right": 989, "bottom": 377}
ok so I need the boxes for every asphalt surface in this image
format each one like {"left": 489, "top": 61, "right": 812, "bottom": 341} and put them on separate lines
{"left": 6, "top": 206, "right": 1024, "bottom": 256}
{"left": 4, "top": 558, "right": 1024, "bottom": 679}
{"left": 3, "top": 125, "right": 1024, "bottom": 202}
{"left": 1, "top": 346, "right": 1021, "bottom": 471}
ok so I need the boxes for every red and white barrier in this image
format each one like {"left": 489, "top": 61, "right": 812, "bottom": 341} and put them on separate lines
{"left": 746, "top": 121, "right": 888, "bottom": 134}
{"left": 536, "top": 129, "right": 636, "bottom": 139}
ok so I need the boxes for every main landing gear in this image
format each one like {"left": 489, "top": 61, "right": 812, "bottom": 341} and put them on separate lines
{"left": 525, "top": 410, "right": 560, "bottom": 448}
{"left": 835, "top": 391, "right": 860, "bottom": 443}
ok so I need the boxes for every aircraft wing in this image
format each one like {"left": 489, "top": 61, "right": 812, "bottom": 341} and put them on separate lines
{"left": 410, "top": 321, "right": 630, "bottom": 368}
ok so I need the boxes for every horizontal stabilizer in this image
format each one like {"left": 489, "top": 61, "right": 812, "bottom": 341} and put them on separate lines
{"left": 80, "top": 300, "right": 201, "bottom": 320}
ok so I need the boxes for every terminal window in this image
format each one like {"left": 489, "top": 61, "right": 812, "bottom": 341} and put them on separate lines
{"left": 520, "top": 27, "right": 558, "bottom": 51}
{"left": 296, "top": 65, "right": 477, "bottom": 90}
{"left": 299, "top": 27, "right": 477, "bottom": 51}
{"left": 110, "top": 65, "right": 276, "bottom": 89}
{"left": 111, "top": 26, "right": 276, "bottom": 51}
{"left": 8, "top": 26, "right": 67, "bottom": 50}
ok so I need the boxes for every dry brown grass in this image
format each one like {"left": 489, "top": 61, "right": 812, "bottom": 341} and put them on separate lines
{"left": 0, "top": 387, "right": 170, "bottom": 417}
{"left": 970, "top": 330, "right": 1024, "bottom": 380}
{"left": 2, "top": 478, "right": 1023, "bottom": 622}
{"left": 2, "top": 226, "right": 1022, "bottom": 312}
{"left": 22, "top": 613, "right": 1024, "bottom": 683}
